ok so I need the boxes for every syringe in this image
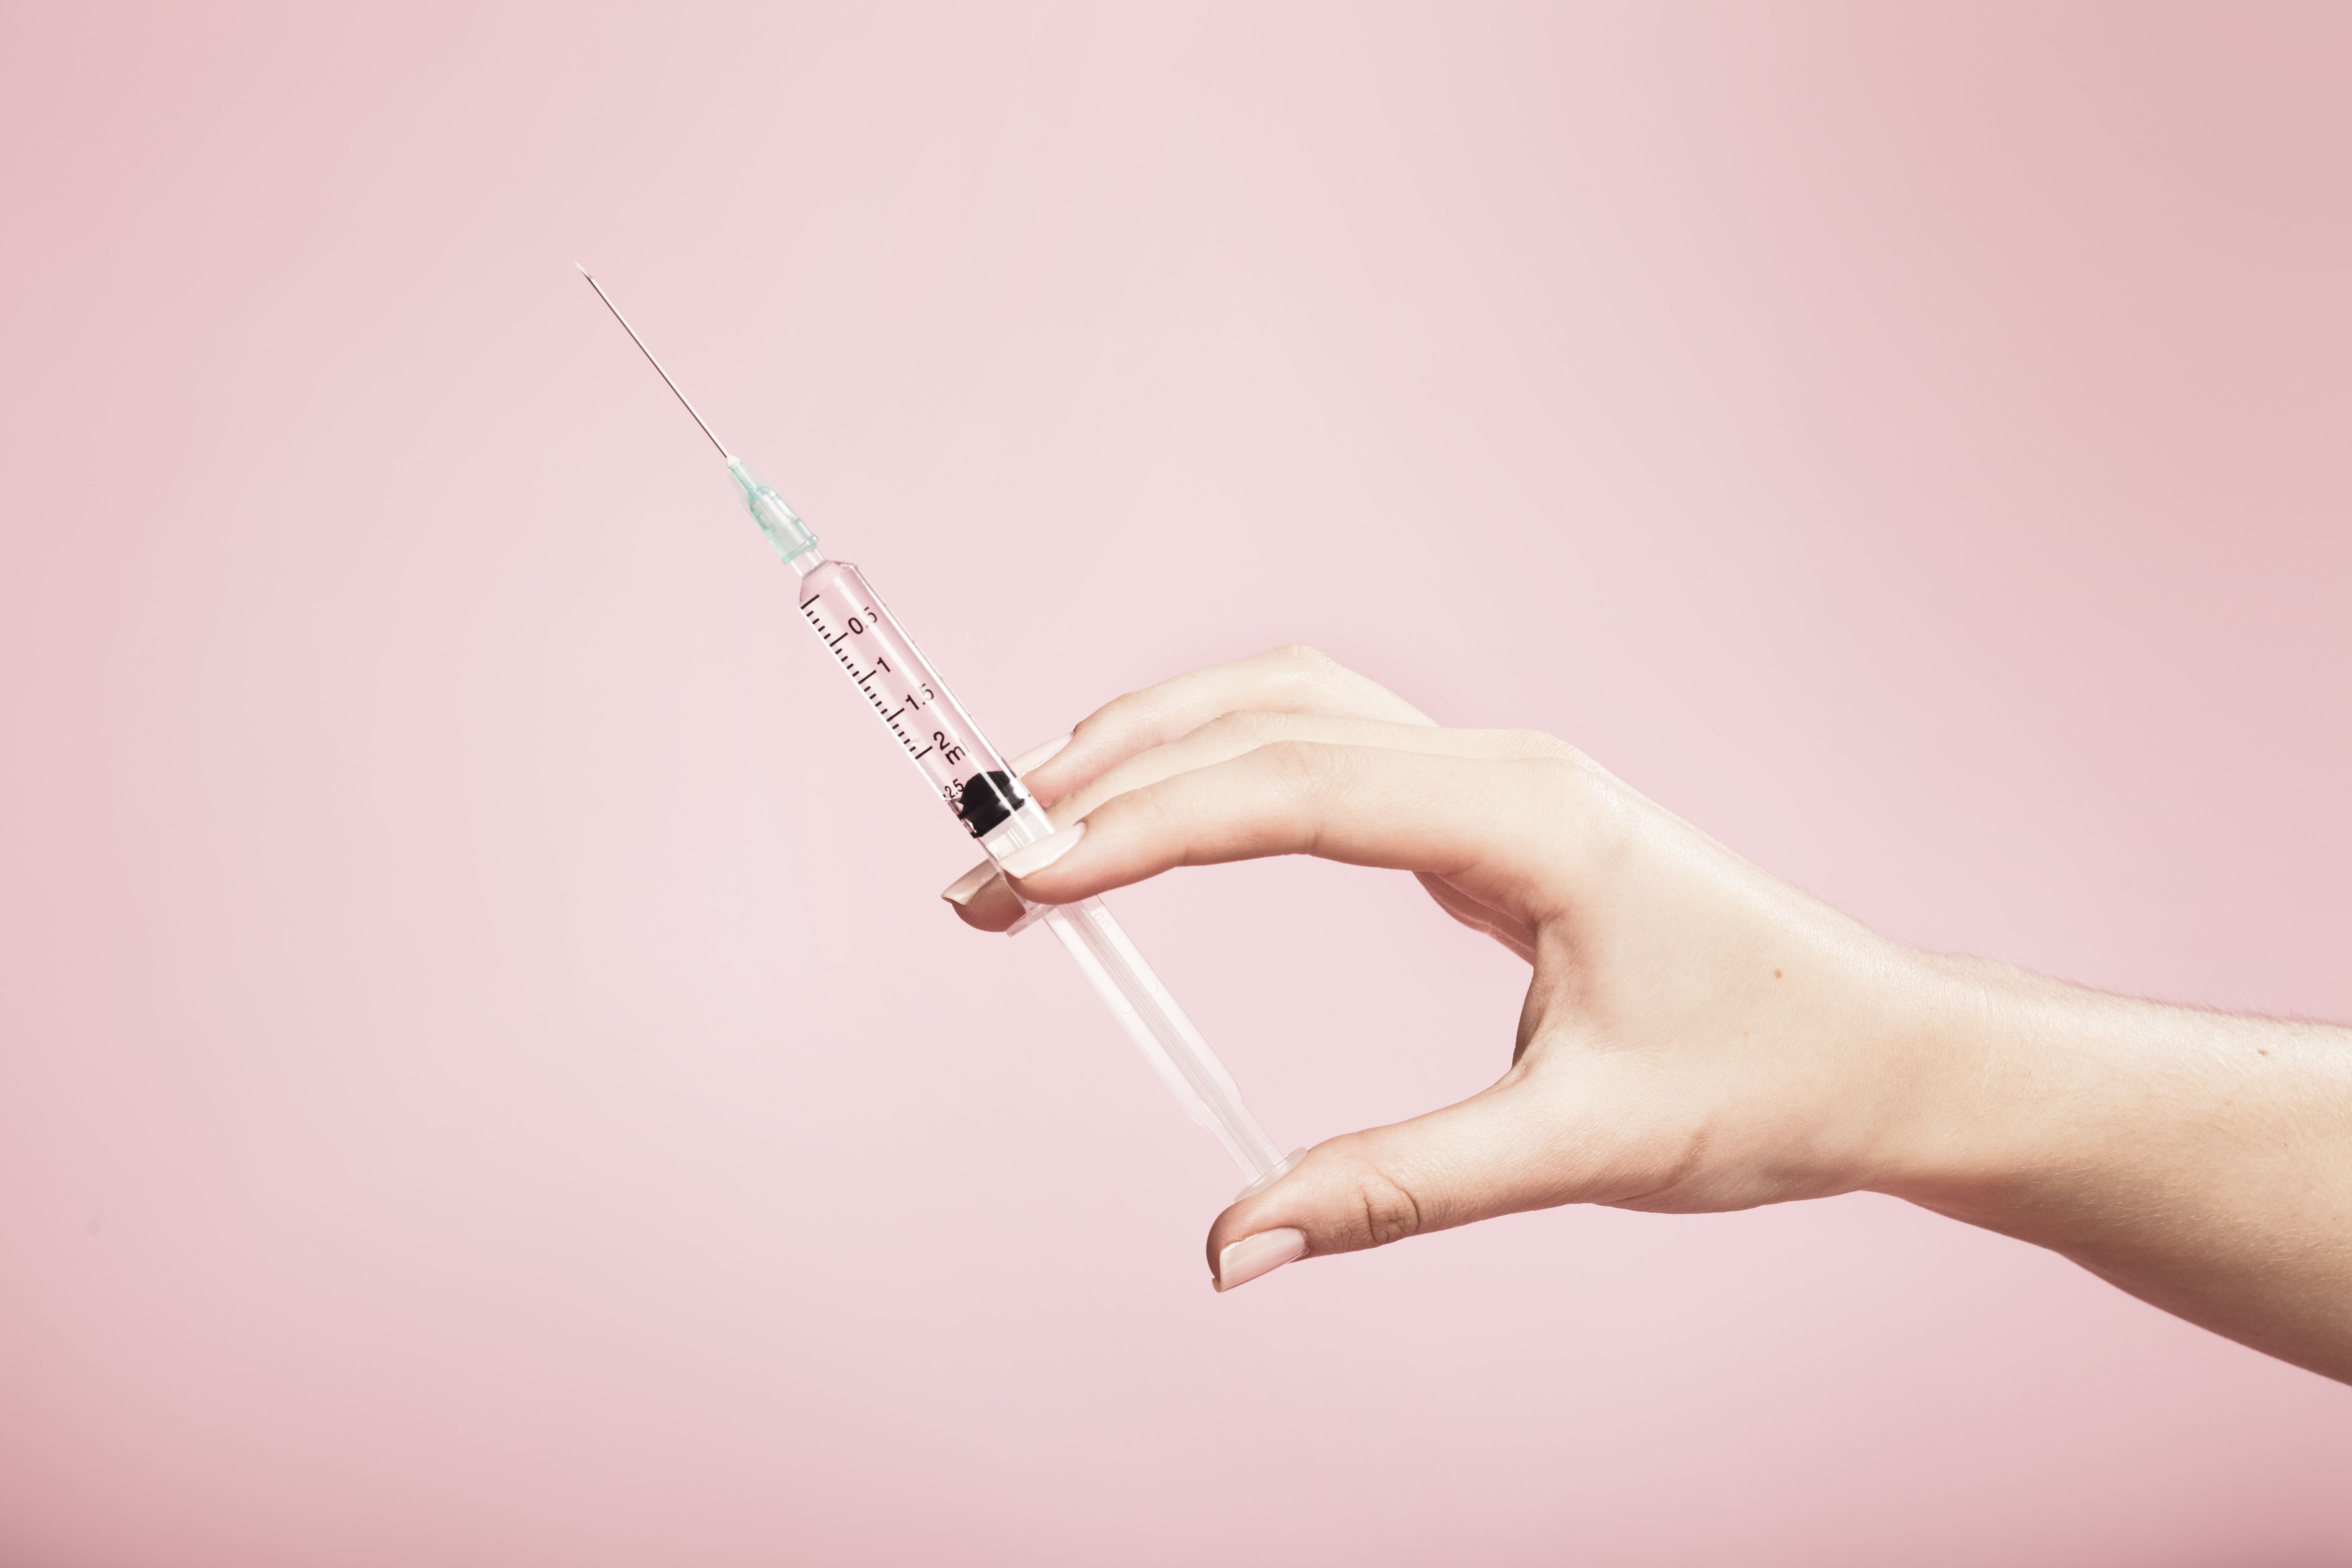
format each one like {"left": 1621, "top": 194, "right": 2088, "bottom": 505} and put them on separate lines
{"left": 580, "top": 267, "right": 1302, "bottom": 1194}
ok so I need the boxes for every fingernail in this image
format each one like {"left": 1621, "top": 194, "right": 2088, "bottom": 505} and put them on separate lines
{"left": 1215, "top": 1228, "right": 1307, "bottom": 1292}
{"left": 1009, "top": 733, "right": 1072, "bottom": 775}
{"left": 939, "top": 859, "right": 996, "bottom": 906}
{"left": 996, "top": 822, "right": 1085, "bottom": 880}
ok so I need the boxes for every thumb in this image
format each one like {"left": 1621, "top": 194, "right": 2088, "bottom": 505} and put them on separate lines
{"left": 1206, "top": 1073, "right": 1567, "bottom": 1292}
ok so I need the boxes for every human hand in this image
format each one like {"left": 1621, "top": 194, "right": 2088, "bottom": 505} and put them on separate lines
{"left": 942, "top": 647, "right": 1948, "bottom": 1293}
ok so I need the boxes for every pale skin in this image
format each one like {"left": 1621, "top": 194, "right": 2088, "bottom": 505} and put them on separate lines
{"left": 943, "top": 647, "right": 2352, "bottom": 1385}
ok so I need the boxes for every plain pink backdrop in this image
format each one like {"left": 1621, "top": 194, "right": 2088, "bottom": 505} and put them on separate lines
{"left": 3, "top": 5, "right": 2349, "bottom": 1565}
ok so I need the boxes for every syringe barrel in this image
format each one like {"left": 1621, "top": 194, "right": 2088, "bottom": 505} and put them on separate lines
{"left": 789, "top": 555, "right": 1030, "bottom": 837}
{"left": 785, "top": 548, "right": 1295, "bottom": 1187}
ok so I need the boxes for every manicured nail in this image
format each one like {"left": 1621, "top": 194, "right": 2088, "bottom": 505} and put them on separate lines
{"left": 1215, "top": 1228, "right": 1307, "bottom": 1292}
{"left": 996, "top": 822, "right": 1085, "bottom": 880}
{"left": 940, "top": 859, "right": 996, "bottom": 906}
{"left": 1009, "top": 733, "right": 1072, "bottom": 775}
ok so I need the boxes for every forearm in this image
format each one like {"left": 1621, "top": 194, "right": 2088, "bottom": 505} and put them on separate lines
{"left": 1883, "top": 956, "right": 2352, "bottom": 1382}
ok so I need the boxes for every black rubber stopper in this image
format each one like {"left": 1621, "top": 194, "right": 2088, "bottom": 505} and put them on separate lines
{"left": 953, "top": 769, "right": 1028, "bottom": 838}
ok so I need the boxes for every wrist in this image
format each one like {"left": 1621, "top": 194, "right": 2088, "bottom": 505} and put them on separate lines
{"left": 1855, "top": 951, "right": 2078, "bottom": 1215}
{"left": 1859, "top": 952, "right": 2188, "bottom": 1243}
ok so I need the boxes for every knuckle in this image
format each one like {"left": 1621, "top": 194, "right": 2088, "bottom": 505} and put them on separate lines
{"left": 1500, "top": 727, "right": 1583, "bottom": 763}
{"left": 1121, "top": 773, "right": 1188, "bottom": 836}
{"left": 1516, "top": 752, "right": 1593, "bottom": 810}
{"left": 1266, "top": 643, "right": 1345, "bottom": 688}
{"left": 1197, "top": 709, "right": 1282, "bottom": 749}
{"left": 1346, "top": 1161, "right": 1426, "bottom": 1249}
{"left": 1514, "top": 753, "right": 1624, "bottom": 870}
{"left": 1256, "top": 737, "right": 1344, "bottom": 800}
{"left": 1101, "top": 779, "right": 1193, "bottom": 868}
{"left": 1090, "top": 689, "right": 1151, "bottom": 731}
{"left": 1283, "top": 1140, "right": 1429, "bottom": 1254}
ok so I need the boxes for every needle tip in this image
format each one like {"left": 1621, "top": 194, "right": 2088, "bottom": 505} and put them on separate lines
{"left": 574, "top": 260, "right": 591, "bottom": 276}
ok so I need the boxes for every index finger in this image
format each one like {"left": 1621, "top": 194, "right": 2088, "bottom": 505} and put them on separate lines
{"left": 1006, "top": 741, "right": 1590, "bottom": 926}
{"left": 1018, "top": 645, "right": 1433, "bottom": 807}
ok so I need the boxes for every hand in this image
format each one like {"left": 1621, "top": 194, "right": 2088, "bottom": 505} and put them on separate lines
{"left": 944, "top": 647, "right": 1945, "bottom": 1287}
{"left": 941, "top": 648, "right": 2352, "bottom": 1386}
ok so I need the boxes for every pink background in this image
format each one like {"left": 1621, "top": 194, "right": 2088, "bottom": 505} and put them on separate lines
{"left": 4, "top": 5, "right": 2349, "bottom": 1564}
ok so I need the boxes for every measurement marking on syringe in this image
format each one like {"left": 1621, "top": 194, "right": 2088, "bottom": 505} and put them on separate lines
{"left": 804, "top": 589, "right": 948, "bottom": 772}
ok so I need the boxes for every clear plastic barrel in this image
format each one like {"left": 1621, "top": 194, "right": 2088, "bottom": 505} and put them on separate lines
{"left": 792, "top": 557, "right": 1025, "bottom": 836}
{"left": 787, "top": 552, "right": 1295, "bottom": 1187}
